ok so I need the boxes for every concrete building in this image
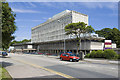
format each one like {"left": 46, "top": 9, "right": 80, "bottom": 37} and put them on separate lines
{"left": 13, "top": 42, "right": 36, "bottom": 53}
{"left": 31, "top": 10, "right": 106, "bottom": 55}
{"left": 32, "top": 10, "right": 88, "bottom": 43}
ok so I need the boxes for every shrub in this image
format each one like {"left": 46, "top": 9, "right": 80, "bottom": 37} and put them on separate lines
{"left": 85, "top": 49, "right": 118, "bottom": 59}
{"left": 89, "top": 51, "right": 96, "bottom": 58}
{"left": 114, "top": 54, "right": 118, "bottom": 60}
{"left": 95, "top": 50, "right": 104, "bottom": 58}
{"left": 104, "top": 49, "right": 117, "bottom": 59}
{"left": 85, "top": 53, "right": 90, "bottom": 58}
{"left": 118, "top": 54, "right": 120, "bottom": 59}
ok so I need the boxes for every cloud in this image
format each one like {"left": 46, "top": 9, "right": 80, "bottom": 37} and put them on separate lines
{"left": 38, "top": 2, "right": 117, "bottom": 11}
{"left": 12, "top": 8, "right": 40, "bottom": 13}
{"left": 27, "top": 2, "right": 37, "bottom": 7}
{"left": 15, "top": 19, "right": 45, "bottom": 22}
{"left": 15, "top": 36, "right": 31, "bottom": 41}
{"left": 17, "top": 26, "right": 25, "bottom": 28}
{"left": 108, "top": 13, "right": 118, "bottom": 16}
{"left": 7, "top": 0, "right": 120, "bottom": 2}
{"left": 80, "top": 2, "right": 117, "bottom": 10}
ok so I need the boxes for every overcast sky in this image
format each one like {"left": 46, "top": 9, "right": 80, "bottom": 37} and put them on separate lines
{"left": 8, "top": 2, "right": 118, "bottom": 41}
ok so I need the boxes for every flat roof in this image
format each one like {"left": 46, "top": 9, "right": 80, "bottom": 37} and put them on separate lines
{"left": 32, "top": 10, "right": 88, "bottom": 30}
{"left": 13, "top": 42, "right": 33, "bottom": 46}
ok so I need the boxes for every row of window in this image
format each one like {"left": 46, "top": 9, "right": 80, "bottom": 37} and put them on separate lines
{"left": 32, "top": 15, "right": 72, "bottom": 34}
{"left": 32, "top": 35, "right": 69, "bottom": 43}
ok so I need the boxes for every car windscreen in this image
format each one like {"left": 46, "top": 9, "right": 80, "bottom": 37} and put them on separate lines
{"left": 69, "top": 54, "right": 75, "bottom": 56}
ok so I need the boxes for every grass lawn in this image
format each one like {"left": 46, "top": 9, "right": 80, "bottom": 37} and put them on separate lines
{"left": 0, "top": 65, "right": 12, "bottom": 80}
{"left": 0, "top": 48, "right": 3, "bottom": 51}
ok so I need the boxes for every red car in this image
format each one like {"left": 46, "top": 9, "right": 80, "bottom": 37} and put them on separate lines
{"left": 60, "top": 53, "right": 80, "bottom": 62}
{"left": 45, "top": 53, "right": 52, "bottom": 55}
{"left": 38, "top": 53, "right": 44, "bottom": 55}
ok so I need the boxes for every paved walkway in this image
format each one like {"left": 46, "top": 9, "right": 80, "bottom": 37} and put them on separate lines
{"left": 84, "top": 58, "right": 119, "bottom": 65}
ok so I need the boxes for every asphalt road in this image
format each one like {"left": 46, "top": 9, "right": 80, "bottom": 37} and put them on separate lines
{"left": 1, "top": 53, "right": 119, "bottom": 80}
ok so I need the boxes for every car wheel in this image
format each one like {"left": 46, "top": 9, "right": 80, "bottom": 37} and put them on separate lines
{"left": 60, "top": 57, "right": 63, "bottom": 61}
{"left": 70, "top": 58, "right": 73, "bottom": 62}
{"left": 76, "top": 60, "right": 79, "bottom": 62}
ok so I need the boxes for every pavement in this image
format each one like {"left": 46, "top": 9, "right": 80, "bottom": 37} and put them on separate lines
{"left": 84, "top": 58, "right": 119, "bottom": 65}
{"left": 1, "top": 53, "right": 119, "bottom": 80}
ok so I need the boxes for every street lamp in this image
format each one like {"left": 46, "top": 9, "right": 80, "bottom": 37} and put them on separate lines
{"left": 64, "top": 34, "right": 66, "bottom": 53}
{"left": 58, "top": 20, "right": 66, "bottom": 53}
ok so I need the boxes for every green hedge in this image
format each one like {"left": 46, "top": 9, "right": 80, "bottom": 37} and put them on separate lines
{"left": 85, "top": 49, "right": 118, "bottom": 59}
{"left": 104, "top": 49, "right": 117, "bottom": 59}
{"left": 117, "top": 54, "right": 120, "bottom": 59}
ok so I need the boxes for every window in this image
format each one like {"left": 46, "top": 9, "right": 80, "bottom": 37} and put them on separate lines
{"left": 69, "top": 54, "right": 75, "bottom": 56}
{"left": 62, "top": 54, "right": 66, "bottom": 56}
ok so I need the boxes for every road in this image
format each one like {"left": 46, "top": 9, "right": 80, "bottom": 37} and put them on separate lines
{"left": 1, "top": 53, "right": 119, "bottom": 80}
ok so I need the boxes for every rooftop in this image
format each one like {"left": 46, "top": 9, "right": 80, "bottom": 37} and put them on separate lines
{"left": 13, "top": 42, "right": 33, "bottom": 46}
{"left": 32, "top": 10, "right": 88, "bottom": 30}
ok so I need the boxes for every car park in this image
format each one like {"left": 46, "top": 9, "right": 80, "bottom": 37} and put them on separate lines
{"left": 31, "top": 52, "right": 38, "bottom": 54}
{"left": 38, "top": 52, "right": 44, "bottom": 55}
{"left": 45, "top": 53, "right": 52, "bottom": 55}
{"left": 60, "top": 53, "right": 80, "bottom": 62}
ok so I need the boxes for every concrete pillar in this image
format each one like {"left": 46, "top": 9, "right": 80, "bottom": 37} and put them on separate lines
{"left": 84, "top": 50, "right": 86, "bottom": 55}
{"left": 37, "top": 45, "right": 39, "bottom": 52}
{"left": 55, "top": 50, "right": 56, "bottom": 54}
{"left": 49, "top": 50, "right": 50, "bottom": 53}
{"left": 80, "top": 51, "right": 84, "bottom": 60}
{"left": 90, "top": 50, "right": 92, "bottom": 53}
{"left": 57, "top": 50, "right": 58, "bottom": 55}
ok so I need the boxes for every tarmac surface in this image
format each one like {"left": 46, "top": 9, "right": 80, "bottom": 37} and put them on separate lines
{"left": 0, "top": 53, "right": 119, "bottom": 80}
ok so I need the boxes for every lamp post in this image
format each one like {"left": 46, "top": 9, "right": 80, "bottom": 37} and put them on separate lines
{"left": 58, "top": 20, "right": 66, "bottom": 53}
{"left": 64, "top": 35, "right": 65, "bottom": 53}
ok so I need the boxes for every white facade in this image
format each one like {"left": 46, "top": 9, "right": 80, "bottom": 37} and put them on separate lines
{"left": 27, "top": 45, "right": 33, "bottom": 49}
{"left": 32, "top": 10, "right": 88, "bottom": 43}
{"left": 112, "top": 43, "right": 117, "bottom": 48}
{"left": 90, "top": 42, "right": 104, "bottom": 50}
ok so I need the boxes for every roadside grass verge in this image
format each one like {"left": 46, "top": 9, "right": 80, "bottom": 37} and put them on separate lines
{"left": 0, "top": 65, "right": 12, "bottom": 80}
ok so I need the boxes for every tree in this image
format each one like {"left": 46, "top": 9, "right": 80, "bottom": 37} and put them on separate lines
{"left": 86, "top": 25, "right": 95, "bottom": 33}
{"left": 95, "top": 28, "right": 120, "bottom": 48}
{"left": 21, "top": 39, "right": 31, "bottom": 43}
{"left": 1, "top": 2, "right": 17, "bottom": 50}
{"left": 95, "top": 28, "right": 112, "bottom": 38}
{"left": 10, "top": 39, "right": 31, "bottom": 46}
{"left": 64, "top": 22, "right": 94, "bottom": 55}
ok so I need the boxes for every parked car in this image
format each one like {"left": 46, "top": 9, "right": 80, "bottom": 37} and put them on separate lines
{"left": 32, "top": 52, "right": 38, "bottom": 54}
{"left": 38, "top": 52, "right": 44, "bottom": 55}
{"left": 60, "top": 53, "right": 80, "bottom": 62}
{"left": 0, "top": 51, "right": 8, "bottom": 57}
{"left": 45, "top": 53, "right": 52, "bottom": 55}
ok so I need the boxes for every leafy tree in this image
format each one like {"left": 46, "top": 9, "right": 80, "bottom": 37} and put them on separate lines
{"left": 2, "top": 2, "right": 17, "bottom": 50}
{"left": 10, "top": 39, "right": 31, "bottom": 46}
{"left": 96, "top": 28, "right": 120, "bottom": 48}
{"left": 86, "top": 25, "right": 95, "bottom": 33}
{"left": 0, "top": 2, "right": 2, "bottom": 49}
{"left": 65, "top": 22, "right": 94, "bottom": 55}
{"left": 21, "top": 39, "right": 31, "bottom": 43}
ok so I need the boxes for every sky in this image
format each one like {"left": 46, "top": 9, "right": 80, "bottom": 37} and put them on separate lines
{"left": 8, "top": 2, "right": 118, "bottom": 41}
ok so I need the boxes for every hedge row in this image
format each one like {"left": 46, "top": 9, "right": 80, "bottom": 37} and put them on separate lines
{"left": 85, "top": 49, "right": 119, "bottom": 59}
